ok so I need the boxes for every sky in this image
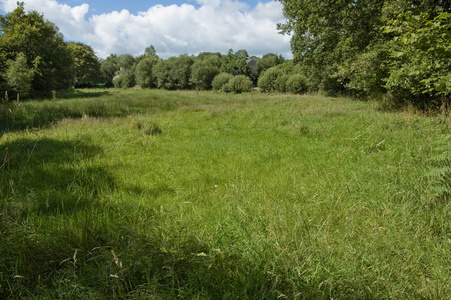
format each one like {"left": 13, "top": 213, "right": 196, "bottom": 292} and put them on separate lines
{"left": 0, "top": 0, "right": 292, "bottom": 59}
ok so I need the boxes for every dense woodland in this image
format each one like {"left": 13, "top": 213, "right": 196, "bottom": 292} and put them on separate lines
{"left": 1, "top": 1, "right": 450, "bottom": 107}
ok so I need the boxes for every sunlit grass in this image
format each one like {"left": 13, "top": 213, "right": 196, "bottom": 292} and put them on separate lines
{"left": 1, "top": 89, "right": 450, "bottom": 299}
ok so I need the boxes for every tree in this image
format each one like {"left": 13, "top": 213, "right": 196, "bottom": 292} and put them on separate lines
{"left": 278, "top": 0, "right": 386, "bottom": 94}
{"left": 256, "top": 53, "right": 284, "bottom": 77}
{"left": 5, "top": 52, "right": 34, "bottom": 100}
{"left": 144, "top": 45, "right": 157, "bottom": 57}
{"left": 383, "top": 10, "right": 451, "bottom": 103}
{"left": 190, "top": 58, "right": 220, "bottom": 90}
{"left": 100, "top": 54, "right": 119, "bottom": 87}
{"left": 0, "top": 2, "right": 74, "bottom": 95}
{"left": 112, "top": 54, "right": 137, "bottom": 88}
{"left": 67, "top": 42, "right": 101, "bottom": 88}
{"left": 154, "top": 55, "right": 194, "bottom": 90}
{"left": 235, "top": 49, "right": 249, "bottom": 58}
{"left": 220, "top": 49, "right": 252, "bottom": 77}
{"left": 278, "top": 0, "right": 450, "bottom": 102}
{"left": 135, "top": 56, "right": 159, "bottom": 88}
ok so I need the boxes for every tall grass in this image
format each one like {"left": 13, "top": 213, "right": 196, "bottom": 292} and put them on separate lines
{"left": 0, "top": 89, "right": 450, "bottom": 299}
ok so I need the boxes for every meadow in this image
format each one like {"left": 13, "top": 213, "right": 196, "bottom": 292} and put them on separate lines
{"left": 0, "top": 89, "right": 450, "bottom": 299}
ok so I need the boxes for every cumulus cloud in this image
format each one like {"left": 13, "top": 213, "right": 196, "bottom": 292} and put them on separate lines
{"left": 0, "top": 0, "right": 292, "bottom": 59}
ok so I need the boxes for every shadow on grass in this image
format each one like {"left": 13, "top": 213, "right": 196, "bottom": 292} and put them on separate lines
{"left": 54, "top": 89, "right": 111, "bottom": 100}
{"left": 0, "top": 90, "right": 180, "bottom": 134}
{"left": 1, "top": 137, "right": 114, "bottom": 216}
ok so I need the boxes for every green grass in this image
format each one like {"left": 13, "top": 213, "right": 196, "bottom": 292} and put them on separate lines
{"left": 1, "top": 89, "right": 450, "bottom": 299}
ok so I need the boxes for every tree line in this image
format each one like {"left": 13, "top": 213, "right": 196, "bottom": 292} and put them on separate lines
{"left": 278, "top": 0, "right": 451, "bottom": 107}
{"left": 1, "top": 1, "right": 450, "bottom": 107}
{"left": 0, "top": 3, "right": 299, "bottom": 99}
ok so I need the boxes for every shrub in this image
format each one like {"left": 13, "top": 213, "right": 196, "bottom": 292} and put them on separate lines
{"left": 113, "top": 69, "right": 136, "bottom": 88}
{"left": 190, "top": 60, "right": 220, "bottom": 90}
{"left": 212, "top": 72, "right": 234, "bottom": 91}
{"left": 286, "top": 74, "right": 308, "bottom": 94}
{"left": 257, "top": 67, "right": 282, "bottom": 92}
{"left": 223, "top": 75, "right": 253, "bottom": 94}
{"left": 275, "top": 74, "right": 289, "bottom": 93}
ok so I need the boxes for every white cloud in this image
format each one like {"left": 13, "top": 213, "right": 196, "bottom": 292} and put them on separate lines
{"left": 0, "top": 0, "right": 292, "bottom": 59}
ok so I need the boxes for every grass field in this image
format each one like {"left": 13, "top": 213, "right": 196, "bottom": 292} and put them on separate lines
{"left": 1, "top": 89, "right": 450, "bottom": 299}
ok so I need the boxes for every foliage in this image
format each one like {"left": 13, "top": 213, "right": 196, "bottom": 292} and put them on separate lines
{"left": 257, "top": 67, "right": 283, "bottom": 92}
{"left": 5, "top": 52, "right": 34, "bottom": 99}
{"left": 135, "top": 56, "right": 158, "bottom": 88}
{"left": 67, "top": 42, "right": 101, "bottom": 88}
{"left": 256, "top": 53, "right": 284, "bottom": 77}
{"left": 0, "top": 2, "right": 74, "bottom": 95}
{"left": 154, "top": 55, "right": 194, "bottom": 90}
{"left": 383, "top": 10, "right": 451, "bottom": 102}
{"left": 100, "top": 54, "right": 119, "bottom": 87}
{"left": 144, "top": 45, "right": 157, "bottom": 57}
{"left": 113, "top": 68, "right": 136, "bottom": 88}
{"left": 235, "top": 49, "right": 249, "bottom": 58}
{"left": 211, "top": 72, "right": 234, "bottom": 91}
{"left": 278, "top": 0, "right": 451, "bottom": 104}
{"left": 223, "top": 75, "right": 253, "bottom": 93}
{"left": 286, "top": 73, "right": 308, "bottom": 94}
{"left": 335, "top": 42, "right": 391, "bottom": 97}
{"left": 278, "top": 0, "right": 386, "bottom": 95}
{"left": 220, "top": 49, "right": 252, "bottom": 77}
{"left": 190, "top": 58, "right": 220, "bottom": 90}
{"left": 275, "top": 74, "right": 289, "bottom": 93}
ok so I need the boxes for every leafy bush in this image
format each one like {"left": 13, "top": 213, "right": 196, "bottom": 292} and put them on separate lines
{"left": 275, "top": 74, "right": 289, "bottom": 93}
{"left": 212, "top": 72, "right": 234, "bottom": 91}
{"left": 223, "top": 75, "right": 253, "bottom": 93}
{"left": 286, "top": 74, "right": 308, "bottom": 94}
{"left": 257, "top": 67, "right": 282, "bottom": 92}
{"left": 383, "top": 11, "right": 451, "bottom": 105}
{"left": 154, "top": 55, "right": 194, "bottom": 90}
{"left": 335, "top": 43, "right": 391, "bottom": 97}
{"left": 113, "top": 69, "right": 135, "bottom": 88}
{"left": 190, "top": 59, "right": 220, "bottom": 90}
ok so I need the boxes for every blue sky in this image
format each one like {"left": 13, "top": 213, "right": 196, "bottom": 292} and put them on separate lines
{"left": 61, "top": 0, "right": 267, "bottom": 16}
{"left": 0, "top": 0, "right": 292, "bottom": 59}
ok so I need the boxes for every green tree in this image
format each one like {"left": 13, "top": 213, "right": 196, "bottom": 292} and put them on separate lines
{"left": 383, "top": 10, "right": 451, "bottom": 103}
{"left": 154, "top": 55, "right": 194, "bottom": 90}
{"left": 144, "top": 45, "right": 157, "bottom": 57}
{"left": 278, "top": 0, "right": 386, "bottom": 94}
{"left": 67, "top": 42, "right": 101, "bottom": 88}
{"left": 220, "top": 49, "right": 252, "bottom": 77}
{"left": 112, "top": 54, "right": 137, "bottom": 88}
{"left": 256, "top": 53, "right": 284, "bottom": 77}
{"left": 235, "top": 49, "right": 249, "bottom": 58}
{"left": 100, "top": 54, "right": 119, "bottom": 87}
{"left": 190, "top": 58, "right": 220, "bottom": 90}
{"left": 0, "top": 2, "right": 74, "bottom": 95}
{"left": 5, "top": 52, "right": 34, "bottom": 100}
{"left": 135, "top": 56, "right": 159, "bottom": 88}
